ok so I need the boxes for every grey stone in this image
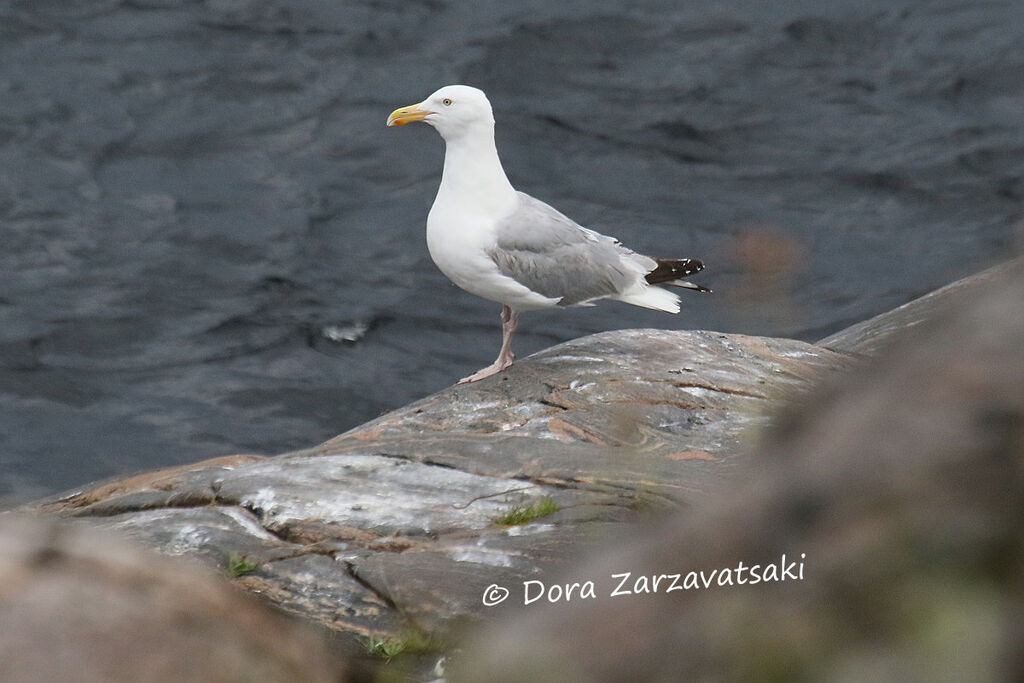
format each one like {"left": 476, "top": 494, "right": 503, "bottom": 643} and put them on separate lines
{"left": 454, "top": 259, "right": 1024, "bottom": 682}
{"left": 817, "top": 258, "right": 1020, "bottom": 356}
{"left": 19, "top": 262, "right": 1016, "bottom": 678}
{"left": 21, "top": 327, "right": 850, "bottom": 651}
{"left": 85, "top": 505, "right": 299, "bottom": 569}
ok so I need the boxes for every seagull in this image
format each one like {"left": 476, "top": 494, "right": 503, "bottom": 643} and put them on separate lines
{"left": 387, "top": 85, "right": 709, "bottom": 383}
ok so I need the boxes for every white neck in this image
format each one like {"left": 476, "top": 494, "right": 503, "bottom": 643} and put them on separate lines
{"left": 436, "top": 124, "right": 516, "bottom": 212}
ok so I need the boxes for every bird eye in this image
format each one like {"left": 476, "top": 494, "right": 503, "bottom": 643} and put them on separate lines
{"left": 442, "top": 98, "right": 453, "bottom": 106}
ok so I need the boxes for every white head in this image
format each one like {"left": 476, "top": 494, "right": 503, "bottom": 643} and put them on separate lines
{"left": 386, "top": 85, "right": 495, "bottom": 141}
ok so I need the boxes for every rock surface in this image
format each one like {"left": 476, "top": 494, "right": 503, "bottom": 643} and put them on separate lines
{"left": 456, "top": 258, "right": 1024, "bottom": 681}
{"left": 817, "top": 258, "right": 1021, "bottom": 356}
{"left": 24, "top": 330, "right": 851, "bottom": 649}
{"left": 15, "top": 260, "right": 1016, "bottom": 679}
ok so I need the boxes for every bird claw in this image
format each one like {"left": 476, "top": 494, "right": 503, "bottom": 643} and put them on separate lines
{"left": 457, "top": 357, "right": 514, "bottom": 384}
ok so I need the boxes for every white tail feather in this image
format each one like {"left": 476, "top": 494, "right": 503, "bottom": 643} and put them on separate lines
{"left": 613, "top": 285, "right": 680, "bottom": 313}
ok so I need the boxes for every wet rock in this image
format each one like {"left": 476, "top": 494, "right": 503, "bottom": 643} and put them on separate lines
{"left": 454, "top": 259, "right": 1024, "bottom": 681}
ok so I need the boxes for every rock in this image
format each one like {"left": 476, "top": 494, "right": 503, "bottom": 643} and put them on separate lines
{"left": 23, "top": 328, "right": 852, "bottom": 659}
{"left": 817, "top": 259, "right": 1020, "bottom": 356}
{"left": 19, "top": 260, "right": 1018, "bottom": 679}
{"left": 0, "top": 515, "right": 346, "bottom": 683}
{"left": 453, "top": 258, "right": 1024, "bottom": 681}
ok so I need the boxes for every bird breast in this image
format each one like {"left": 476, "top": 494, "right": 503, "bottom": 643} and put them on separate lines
{"left": 426, "top": 201, "right": 499, "bottom": 285}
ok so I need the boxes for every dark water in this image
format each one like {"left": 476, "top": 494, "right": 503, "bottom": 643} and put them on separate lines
{"left": 1, "top": 0, "right": 1021, "bottom": 502}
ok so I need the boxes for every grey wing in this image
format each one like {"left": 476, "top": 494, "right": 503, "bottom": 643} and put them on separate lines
{"left": 488, "top": 192, "right": 654, "bottom": 306}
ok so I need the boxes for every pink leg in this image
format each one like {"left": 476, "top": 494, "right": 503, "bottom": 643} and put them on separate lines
{"left": 458, "top": 305, "right": 519, "bottom": 384}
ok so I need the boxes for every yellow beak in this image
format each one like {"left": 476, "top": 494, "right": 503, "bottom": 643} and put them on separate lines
{"left": 386, "top": 103, "right": 432, "bottom": 127}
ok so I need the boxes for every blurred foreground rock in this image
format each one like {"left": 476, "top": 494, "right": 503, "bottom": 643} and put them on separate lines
{"left": 0, "top": 515, "right": 346, "bottom": 683}
{"left": 455, "top": 258, "right": 1024, "bottom": 681}
{"left": 13, "top": 259, "right": 1018, "bottom": 680}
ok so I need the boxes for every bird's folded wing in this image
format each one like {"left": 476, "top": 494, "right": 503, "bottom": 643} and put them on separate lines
{"left": 488, "top": 192, "right": 654, "bottom": 306}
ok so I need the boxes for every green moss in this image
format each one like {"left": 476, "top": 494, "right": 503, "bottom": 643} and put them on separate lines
{"left": 361, "top": 630, "right": 444, "bottom": 660}
{"left": 224, "top": 551, "right": 259, "bottom": 578}
{"left": 492, "top": 496, "right": 560, "bottom": 526}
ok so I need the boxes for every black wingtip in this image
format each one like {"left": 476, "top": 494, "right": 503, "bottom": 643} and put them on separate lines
{"left": 645, "top": 257, "right": 706, "bottom": 285}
